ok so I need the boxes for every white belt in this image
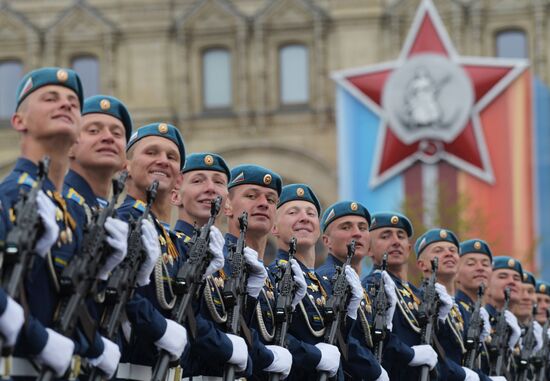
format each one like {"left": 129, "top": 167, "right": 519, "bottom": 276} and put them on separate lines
{"left": 0, "top": 357, "right": 39, "bottom": 377}
{"left": 116, "top": 363, "right": 152, "bottom": 381}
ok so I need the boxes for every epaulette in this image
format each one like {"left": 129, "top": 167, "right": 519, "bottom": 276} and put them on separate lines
{"left": 64, "top": 187, "right": 85, "bottom": 206}
{"left": 278, "top": 259, "right": 288, "bottom": 265}
{"left": 17, "top": 172, "right": 36, "bottom": 188}
{"left": 132, "top": 200, "right": 146, "bottom": 213}
{"left": 459, "top": 300, "right": 472, "bottom": 312}
{"left": 175, "top": 231, "right": 192, "bottom": 243}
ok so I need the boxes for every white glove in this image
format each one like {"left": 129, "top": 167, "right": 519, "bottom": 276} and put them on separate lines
{"left": 462, "top": 367, "right": 480, "bottom": 381}
{"left": 533, "top": 321, "right": 543, "bottom": 352}
{"left": 98, "top": 217, "right": 128, "bottom": 280}
{"left": 489, "top": 377, "right": 507, "bottom": 381}
{"left": 35, "top": 328, "right": 74, "bottom": 377}
{"left": 205, "top": 226, "right": 225, "bottom": 278}
{"left": 0, "top": 296, "right": 24, "bottom": 346}
{"left": 88, "top": 337, "right": 121, "bottom": 379}
{"left": 290, "top": 259, "right": 306, "bottom": 310}
{"left": 244, "top": 247, "right": 268, "bottom": 298}
{"left": 314, "top": 342, "right": 340, "bottom": 377}
{"left": 375, "top": 367, "right": 389, "bottom": 381}
{"left": 434, "top": 283, "right": 452, "bottom": 321}
{"left": 264, "top": 345, "right": 292, "bottom": 379}
{"left": 479, "top": 307, "right": 491, "bottom": 342}
{"left": 34, "top": 190, "right": 60, "bottom": 258}
{"left": 226, "top": 333, "right": 248, "bottom": 372}
{"left": 136, "top": 219, "right": 161, "bottom": 286}
{"left": 382, "top": 271, "right": 397, "bottom": 331}
{"left": 504, "top": 310, "right": 521, "bottom": 349}
{"left": 154, "top": 319, "right": 188, "bottom": 360}
{"left": 409, "top": 344, "right": 438, "bottom": 369}
{"left": 345, "top": 266, "right": 363, "bottom": 320}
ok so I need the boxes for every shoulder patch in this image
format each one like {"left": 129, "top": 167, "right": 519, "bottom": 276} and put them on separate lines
{"left": 64, "top": 187, "right": 85, "bottom": 206}
{"left": 132, "top": 200, "right": 146, "bottom": 213}
{"left": 17, "top": 172, "right": 36, "bottom": 188}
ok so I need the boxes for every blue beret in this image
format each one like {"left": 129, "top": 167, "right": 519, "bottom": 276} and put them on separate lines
{"left": 370, "top": 212, "right": 413, "bottom": 237}
{"left": 321, "top": 200, "right": 371, "bottom": 232}
{"left": 492, "top": 256, "right": 523, "bottom": 278}
{"left": 228, "top": 164, "right": 282, "bottom": 195}
{"left": 459, "top": 239, "right": 492, "bottom": 259}
{"left": 82, "top": 95, "right": 133, "bottom": 141}
{"left": 16, "top": 67, "right": 83, "bottom": 111}
{"left": 182, "top": 153, "right": 230, "bottom": 180}
{"left": 536, "top": 280, "right": 550, "bottom": 296}
{"left": 278, "top": 184, "right": 321, "bottom": 216}
{"left": 127, "top": 123, "right": 186, "bottom": 169}
{"left": 522, "top": 271, "right": 536, "bottom": 287}
{"left": 415, "top": 228, "right": 459, "bottom": 258}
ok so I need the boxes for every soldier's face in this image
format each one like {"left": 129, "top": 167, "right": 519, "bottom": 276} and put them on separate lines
{"left": 69, "top": 113, "right": 126, "bottom": 172}
{"left": 417, "top": 241, "right": 459, "bottom": 278}
{"left": 535, "top": 293, "right": 550, "bottom": 323}
{"left": 126, "top": 136, "right": 181, "bottom": 193}
{"left": 13, "top": 85, "right": 81, "bottom": 142}
{"left": 487, "top": 269, "right": 522, "bottom": 304}
{"left": 274, "top": 200, "right": 320, "bottom": 250}
{"left": 225, "top": 185, "right": 278, "bottom": 236}
{"left": 457, "top": 253, "right": 492, "bottom": 292}
{"left": 368, "top": 227, "right": 411, "bottom": 267}
{"left": 322, "top": 216, "right": 370, "bottom": 260}
{"left": 518, "top": 283, "right": 536, "bottom": 314}
{"left": 176, "top": 170, "right": 228, "bottom": 223}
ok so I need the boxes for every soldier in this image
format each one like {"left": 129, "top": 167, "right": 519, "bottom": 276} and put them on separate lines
{"left": 455, "top": 239, "right": 497, "bottom": 380}
{"left": 116, "top": 123, "right": 191, "bottom": 380}
{"left": 363, "top": 212, "right": 438, "bottom": 380}
{"left": 316, "top": 200, "right": 392, "bottom": 380}
{"left": 211, "top": 164, "right": 293, "bottom": 379}
{"left": 535, "top": 280, "right": 550, "bottom": 325}
{"left": 170, "top": 153, "right": 254, "bottom": 377}
{"left": 63, "top": 95, "right": 165, "bottom": 379}
{"left": 484, "top": 256, "right": 523, "bottom": 377}
{"left": 0, "top": 67, "right": 120, "bottom": 379}
{"left": 415, "top": 228, "right": 479, "bottom": 381}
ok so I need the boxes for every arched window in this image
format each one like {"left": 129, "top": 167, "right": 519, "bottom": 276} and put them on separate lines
{"left": 202, "top": 48, "right": 232, "bottom": 110}
{"left": 279, "top": 44, "right": 309, "bottom": 105}
{"left": 496, "top": 30, "right": 528, "bottom": 59}
{"left": 72, "top": 55, "right": 100, "bottom": 98}
{"left": 0, "top": 60, "right": 23, "bottom": 119}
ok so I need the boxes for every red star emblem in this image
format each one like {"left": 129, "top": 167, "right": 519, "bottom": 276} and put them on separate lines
{"left": 333, "top": 0, "right": 527, "bottom": 187}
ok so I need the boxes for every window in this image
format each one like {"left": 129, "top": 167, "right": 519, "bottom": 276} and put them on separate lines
{"left": 72, "top": 55, "right": 100, "bottom": 98}
{"left": 496, "top": 30, "right": 528, "bottom": 59}
{"left": 0, "top": 60, "right": 23, "bottom": 118}
{"left": 202, "top": 48, "right": 232, "bottom": 110}
{"left": 279, "top": 44, "right": 309, "bottom": 105}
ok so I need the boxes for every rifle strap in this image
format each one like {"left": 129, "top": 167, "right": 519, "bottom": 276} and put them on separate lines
{"left": 239, "top": 315, "right": 254, "bottom": 348}
{"left": 185, "top": 306, "right": 198, "bottom": 340}
{"left": 336, "top": 329, "right": 348, "bottom": 362}
{"left": 431, "top": 332, "right": 446, "bottom": 362}
{"left": 18, "top": 281, "right": 31, "bottom": 328}
{"left": 77, "top": 304, "right": 97, "bottom": 345}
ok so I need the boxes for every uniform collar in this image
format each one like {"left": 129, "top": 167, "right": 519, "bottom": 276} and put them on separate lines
{"left": 325, "top": 254, "right": 343, "bottom": 267}
{"left": 455, "top": 289, "right": 474, "bottom": 306}
{"left": 174, "top": 219, "right": 195, "bottom": 237}
{"left": 64, "top": 169, "right": 98, "bottom": 208}
{"left": 225, "top": 232, "right": 238, "bottom": 245}
{"left": 13, "top": 157, "right": 56, "bottom": 193}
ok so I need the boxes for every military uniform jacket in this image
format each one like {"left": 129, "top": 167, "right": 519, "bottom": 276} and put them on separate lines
{"left": 64, "top": 170, "right": 168, "bottom": 359}
{"left": 362, "top": 269, "right": 418, "bottom": 381}
{"left": 0, "top": 158, "right": 105, "bottom": 361}
{"left": 172, "top": 220, "right": 245, "bottom": 377}
{"left": 316, "top": 254, "right": 382, "bottom": 381}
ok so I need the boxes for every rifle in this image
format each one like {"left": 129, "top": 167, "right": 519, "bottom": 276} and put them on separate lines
{"left": 464, "top": 283, "right": 486, "bottom": 369}
{"left": 536, "top": 308, "right": 550, "bottom": 381}
{"left": 317, "top": 240, "right": 355, "bottom": 381}
{"left": 516, "top": 304, "right": 538, "bottom": 381}
{"left": 268, "top": 236, "right": 297, "bottom": 381}
{"left": 151, "top": 196, "right": 222, "bottom": 381}
{"left": 489, "top": 287, "right": 511, "bottom": 377}
{"left": 222, "top": 212, "right": 249, "bottom": 381}
{"left": 87, "top": 180, "right": 159, "bottom": 381}
{"left": 37, "top": 172, "right": 128, "bottom": 381}
{"left": 372, "top": 252, "right": 388, "bottom": 363}
{"left": 0, "top": 157, "right": 50, "bottom": 351}
{"left": 418, "top": 257, "right": 439, "bottom": 381}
